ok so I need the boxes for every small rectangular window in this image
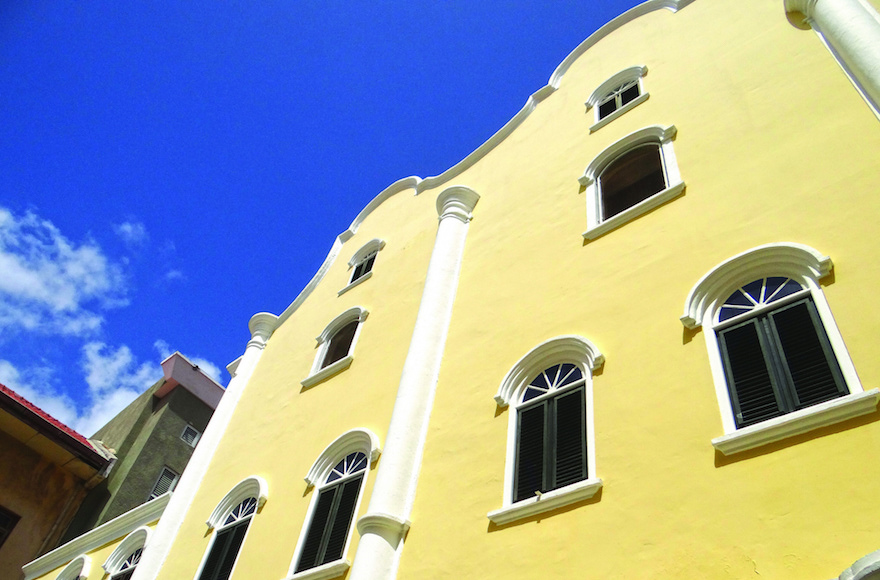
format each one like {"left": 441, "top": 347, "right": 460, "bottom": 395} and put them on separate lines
{"left": 149, "top": 466, "right": 180, "bottom": 500}
{"left": 181, "top": 425, "right": 201, "bottom": 447}
{"left": 0, "top": 506, "right": 20, "bottom": 550}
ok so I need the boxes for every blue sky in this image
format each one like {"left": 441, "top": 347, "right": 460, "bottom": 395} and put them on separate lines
{"left": 0, "top": 1, "right": 640, "bottom": 436}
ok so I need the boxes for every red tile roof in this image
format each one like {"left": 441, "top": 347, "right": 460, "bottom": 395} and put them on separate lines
{"left": 0, "top": 383, "right": 110, "bottom": 469}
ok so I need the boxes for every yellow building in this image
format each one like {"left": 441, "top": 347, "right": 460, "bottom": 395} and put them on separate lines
{"left": 26, "top": 0, "right": 880, "bottom": 579}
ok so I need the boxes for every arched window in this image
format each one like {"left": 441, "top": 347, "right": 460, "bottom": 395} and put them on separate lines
{"left": 288, "top": 429, "right": 380, "bottom": 579}
{"left": 196, "top": 476, "right": 268, "bottom": 580}
{"left": 579, "top": 125, "right": 684, "bottom": 241}
{"left": 339, "top": 239, "right": 386, "bottom": 295}
{"left": 586, "top": 65, "right": 649, "bottom": 131}
{"left": 682, "top": 243, "right": 878, "bottom": 455}
{"left": 103, "top": 527, "right": 150, "bottom": 580}
{"left": 489, "top": 336, "right": 604, "bottom": 525}
{"left": 56, "top": 555, "right": 90, "bottom": 580}
{"left": 301, "top": 307, "right": 369, "bottom": 388}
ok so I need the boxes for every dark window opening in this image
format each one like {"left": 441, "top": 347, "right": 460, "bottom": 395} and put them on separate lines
{"left": 322, "top": 321, "right": 358, "bottom": 368}
{"left": 597, "top": 80, "right": 640, "bottom": 120}
{"left": 351, "top": 252, "right": 377, "bottom": 283}
{"left": 198, "top": 519, "right": 251, "bottom": 580}
{"left": 0, "top": 506, "right": 19, "bottom": 551}
{"left": 718, "top": 296, "right": 847, "bottom": 428}
{"left": 599, "top": 144, "right": 666, "bottom": 220}
{"left": 296, "top": 471, "right": 364, "bottom": 573}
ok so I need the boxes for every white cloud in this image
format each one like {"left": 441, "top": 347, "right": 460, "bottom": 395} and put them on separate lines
{"left": 153, "top": 339, "right": 223, "bottom": 384}
{"left": 163, "top": 269, "right": 186, "bottom": 283}
{"left": 112, "top": 221, "right": 149, "bottom": 246}
{"left": 0, "top": 359, "right": 78, "bottom": 427}
{"left": 0, "top": 208, "right": 127, "bottom": 337}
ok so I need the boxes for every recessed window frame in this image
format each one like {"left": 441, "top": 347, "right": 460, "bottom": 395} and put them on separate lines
{"left": 285, "top": 429, "right": 381, "bottom": 580}
{"left": 301, "top": 307, "right": 369, "bottom": 389}
{"left": 586, "top": 65, "right": 650, "bottom": 132}
{"left": 489, "top": 336, "right": 604, "bottom": 525}
{"left": 681, "top": 243, "right": 878, "bottom": 455}
{"left": 578, "top": 125, "right": 684, "bottom": 241}
{"left": 148, "top": 466, "right": 180, "bottom": 500}
{"left": 195, "top": 476, "right": 269, "bottom": 580}
{"left": 339, "top": 239, "right": 386, "bottom": 296}
{"left": 181, "top": 424, "right": 202, "bottom": 448}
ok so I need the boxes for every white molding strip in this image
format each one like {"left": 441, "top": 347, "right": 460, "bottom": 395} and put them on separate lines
{"left": 487, "top": 478, "right": 603, "bottom": 525}
{"left": 22, "top": 493, "right": 171, "bottom": 580}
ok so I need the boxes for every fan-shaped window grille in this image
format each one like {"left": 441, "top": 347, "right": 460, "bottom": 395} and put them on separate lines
{"left": 515, "top": 364, "right": 588, "bottom": 503}
{"left": 295, "top": 452, "right": 367, "bottom": 573}
{"left": 110, "top": 548, "right": 142, "bottom": 580}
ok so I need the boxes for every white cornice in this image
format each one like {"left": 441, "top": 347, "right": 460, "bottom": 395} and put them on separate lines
{"left": 22, "top": 493, "right": 171, "bottom": 580}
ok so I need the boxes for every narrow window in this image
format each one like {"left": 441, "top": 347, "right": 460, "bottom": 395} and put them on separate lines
{"left": 181, "top": 425, "right": 202, "bottom": 447}
{"left": 350, "top": 251, "right": 377, "bottom": 284}
{"left": 296, "top": 452, "right": 367, "bottom": 573}
{"left": 198, "top": 498, "right": 257, "bottom": 580}
{"left": 110, "top": 548, "right": 142, "bottom": 580}
{"left": 597, "top": 79, "right": 640, "bottom": 120}
{"left": 0, "top": 506, "right": 19, "bottom": 551}
{"left": 149, "top": 466, "right": 180, "bottom": 500}
{"left": 322, "top": 320, "right": 358, "bottom": 368}
{"left": 514, "top": 364, "right": 587, "bottom": 502}
{"left": 598, "top": 144, "right": 666, "bottom": 220}
{"left": 716, "top": 278, "right": 847, "bottom": 428}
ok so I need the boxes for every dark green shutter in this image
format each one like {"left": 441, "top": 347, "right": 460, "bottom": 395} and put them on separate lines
{"left": 198, "top": 518, "right": 250, "bottom": 580}
{"left": 718, "top": 319, "right": 784, "bottom": 427}
{"left": 553, "top": 388, "right": 587, "bottom": 488}
{"left": 769, "top": 300, "right": 847, "bottom": 408}
{"left": 321, "top": 475, "right": 363, "bottom": 564}
{"left": 514, "top": 403, "right": 546, "bottom": 502}
{"left": 296, "top": 487, "right": 337, "bottom": 572}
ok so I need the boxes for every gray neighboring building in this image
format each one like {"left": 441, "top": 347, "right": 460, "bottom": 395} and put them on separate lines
{"left": 61, "top": 352, "right": 223, "bottom": 542}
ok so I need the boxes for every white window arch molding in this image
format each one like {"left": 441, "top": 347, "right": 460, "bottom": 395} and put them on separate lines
{"left": 578, "top": 124, "right": 684, "bottom": 241}
{"left": 194, "top": 476, "right": 268, "bottom": 580}
{"left": 285, "top": 428, "right": 381, "bottom": 580}
{"left": 339, "top": 239, "right": 386, "bottom": 296}
{"left": 586, "top": 65, "right": 649, "bottom": 132}
{"left": 488, "top": 335, "right": 605, "bottom": 525}
{"left": 56, "top": 555, "right": 91, "bottom": 580}
{"left": 102, "top": 526, "right": 150, "bottom": 578}
{"left": 301, "top": 307, "right": 369, "bottom": 389}
{"left": 681, "top": 242, "right": 878, "bottom": 455}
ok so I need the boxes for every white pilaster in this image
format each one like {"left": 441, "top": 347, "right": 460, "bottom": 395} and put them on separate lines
{"left": 130, "top": 312, "right": 279, "bottom": 580}
{"left": 348, "top": 186, "right": 480, "bottom": 580}
{"left": 786, "top": 0, "right": 880, "bottom": 113}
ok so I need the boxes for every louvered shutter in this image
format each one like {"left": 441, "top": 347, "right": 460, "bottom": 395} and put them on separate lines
{"left": 769, "top": 299, "right": 846, "bottom": 408}
{"left": 321, "top": 475, "right": 363, "bottom": 565}
{"left": 150, "top": 467, "right": 178, "bottom": 499}
{"left": 514, "top": 403, "right": 546, "bottom": 502}
{"left": 198, "top": 525, "right": 232, "bottom": 580}
{"left": 553, "top": 387, "right": 587, "bottom": 489}
{"left": 113, "top": 571, "right": 135, "bottom": 580}
{"left": 718, "top": 319, "right": 784, "bottom": 428}
{"left": 296, "top": 486, "right": 338, "bottom": 572}
{"left": 213, "top": 520, "right": 249, "bottom": 580}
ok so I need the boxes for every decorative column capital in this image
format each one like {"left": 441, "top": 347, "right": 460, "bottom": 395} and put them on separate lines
{"left": 784, "top": 0, "right": 818, "bottom": 28}
{"left": 436, "top": 185, "right": 480, "bottom": 223}
{"left": 247, "top": 312, "right": 279, "bottom": 350}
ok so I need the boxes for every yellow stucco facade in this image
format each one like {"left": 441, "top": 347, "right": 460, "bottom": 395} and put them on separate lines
{"left": 26, "top": 1, "right": 880, "bottom": 579}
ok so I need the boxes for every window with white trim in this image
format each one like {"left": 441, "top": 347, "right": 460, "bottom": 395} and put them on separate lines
{"left": 109, "top": 548, "right": 142, "bottom": 580}
{"left": 301, "top": 307, "right": 368, "bottom": 388}
{"left": 586, "top": 65, "right": 649, "bottom": 131}
{"left": 148, "top": 466, "right": 179, "bottom": 500}
{"left": 103, "top": 527, "right": 150, "bottom": 580}
{"left": 181, "top": 424, "right": 201, "bottom": 447}
{"left": 56, "top": 555, "right": 91, "bottom": 580}
{"left": 286, "top": 429, "right": 379, "bottom": 580}
{"left": 198, "top": 497, "right": 258, "bottom": 580}
{"left": 579, "top": 125, "right": 684, "bottom": 241}
{"left": 339, "top": 239, "right": 385, "bottom": 296}
{"left": 489, "top": 336, "right": 604, "bottom": 525}
{"left": 681, "top": 243, "right": 878, "bottom": 455}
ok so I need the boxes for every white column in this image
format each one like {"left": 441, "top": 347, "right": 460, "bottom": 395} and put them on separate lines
{"left": 131, "top": 312, "right": 279, "bottom": 580}
{"left": 349, "top": 186, "right": 480, "bottom": 580}
{"left": 786, "top": 0, "right": 880, "bottom": 112}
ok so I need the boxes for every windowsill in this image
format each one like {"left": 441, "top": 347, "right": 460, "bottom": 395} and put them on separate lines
{"left": 589, "top": 93, "right": 649, "bottom": 133}
{"left": 284, "top": 560, "right": 350, "bottom": 580}
{"left": 487, "top": 477, "right": 603, "bottom": 525}
{"left": 301, "top": 356, "right": 354, "bottom": 389}
{"left": 338, "top": 272, "right": 372, "bottom": 296}
{"left": 712, "top": 388, "right": 880, "bottom": 455}
{"left": 582, "top": 181, "right": 685, "bottom": 241}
